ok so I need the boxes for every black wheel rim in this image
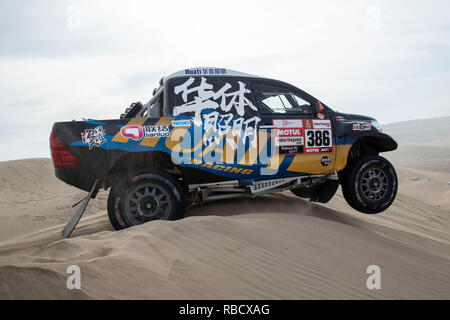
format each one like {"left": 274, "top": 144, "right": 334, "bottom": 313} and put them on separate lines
{"left": 124, "top": 183, "right": 172, "bottom": 225}
{"left": 360, "top": 167, "right": 388, "bottom": 200}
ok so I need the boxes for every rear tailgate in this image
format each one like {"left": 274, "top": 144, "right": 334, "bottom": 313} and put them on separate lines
{"left": 50, "top": 120, "right": 117, "bottom": 192}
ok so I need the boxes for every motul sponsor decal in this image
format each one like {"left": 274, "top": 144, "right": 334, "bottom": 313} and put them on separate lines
{"left": 274, "top": 128, "right": 303, "bottom": 137}
{"left": 272, "top": 119, "right": 304, "bottom": 154}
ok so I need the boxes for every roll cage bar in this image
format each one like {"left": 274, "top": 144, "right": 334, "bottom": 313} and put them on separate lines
{"left": 135, "top": 83, "right": 164, "bottom": 118}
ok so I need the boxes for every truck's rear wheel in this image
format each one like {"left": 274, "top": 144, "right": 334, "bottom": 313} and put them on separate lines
{"left": 112, "top": 169, "right": 185, "bottom": 228}
{"left": 107, "top": 186, "right": 127, "bottom": 230}
{"left": 341, "top": 155, "right": 397, "bottom": 214}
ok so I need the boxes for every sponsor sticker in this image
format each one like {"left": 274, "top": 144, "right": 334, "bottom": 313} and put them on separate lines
{"left": 313, "top": 120, "right": 331, "bottom": 129}
{"left": 273, "top": 119, "right": 303, "bottom": 128}
{"left": 274, "top": 128, "right": 303, "bottom": 137}
{"left": 353, "top": 122, "right": 371, "bottom": 131}
{"left": 279, "top": 145, "right": 304, "bottom": 155}
{"left": 275, "top": 137, "right": 304, "bottom": 146}
{"left": 272, "top": 120, "right": 304, "bottom": 154}
{"left": 171, "top": 120, "right": 191, "bottom": 127}
{"left": 120, "top": 125, "right": 170, "bottom": 141}
{"left": 320, "top": 147, "right": 333, "bottom": 153}
{"left": 321, "top": 156, "right": 333, "bottom": 166}
{"left": 120, "top": 125, "right": 143, "bottom": 141}
{"left": 305, "top": 119, "right": 313, "bottom": 129}
{"left": 185, "top": 68, "right": 226, "bottom": 75}
{"left": 200, "top": 162, "right": 253, "bottom": 175}
{"left": 143, "top": 125, "right": 170, "bottom": 138}
{"left": 81, "top": 126, "right": 107, "bottom": 150}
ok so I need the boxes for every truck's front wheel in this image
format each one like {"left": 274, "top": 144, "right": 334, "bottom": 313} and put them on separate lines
{"left": 341, "top": 155, "right": 397, "bottom": 214}
{"left": 110, "top": 169, "right": 185, "bottom": 228}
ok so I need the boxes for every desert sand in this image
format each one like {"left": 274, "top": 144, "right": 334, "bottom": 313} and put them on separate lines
{"left": 0, "top": 118, "right": 449, "bottom": 299}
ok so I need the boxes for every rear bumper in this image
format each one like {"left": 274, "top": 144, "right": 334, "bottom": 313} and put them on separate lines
{"left": 55, "top": 166, "right": 99, "bottom": 192}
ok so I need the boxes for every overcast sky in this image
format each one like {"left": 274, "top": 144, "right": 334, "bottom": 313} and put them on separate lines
{"left": 0, "top": 0, "right": 449, "bottom": 161}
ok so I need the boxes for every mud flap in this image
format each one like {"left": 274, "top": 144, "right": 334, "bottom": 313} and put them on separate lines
{"left": 61, "top": 179, "right": 98, "bottom": 239}
{"left": 310, "top": 179, "right": 339, "bottom": 203}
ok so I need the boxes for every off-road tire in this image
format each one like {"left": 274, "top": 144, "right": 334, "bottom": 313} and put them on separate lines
{"left": 111, "top": 169, "right": 185, "bottom": 228}
{"left": 341, "top": 155, "right": 397, "bottom": 214}
{"left": 120, "top": 101, "right": 143, "bottom": 119}
{"left": 107, "top": 186, "right": 127, "bottom": 230}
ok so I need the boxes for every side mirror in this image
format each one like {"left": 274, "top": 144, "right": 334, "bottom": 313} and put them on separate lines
{"left": 314, "top": 101, "right": 324, "bottom": 115}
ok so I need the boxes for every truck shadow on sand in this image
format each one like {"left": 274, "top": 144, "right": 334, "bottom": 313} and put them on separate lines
{"left": 185, "top": 192, "right": 366, "bottom": 229}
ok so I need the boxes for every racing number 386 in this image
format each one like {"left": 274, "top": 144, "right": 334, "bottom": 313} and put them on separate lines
{"left": 305, "top": 129, "right": 331, "bottom": 147}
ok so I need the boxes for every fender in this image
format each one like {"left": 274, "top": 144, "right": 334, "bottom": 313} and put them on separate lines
{"left": 334, "top": 132, "right": 398, "bottom": 172}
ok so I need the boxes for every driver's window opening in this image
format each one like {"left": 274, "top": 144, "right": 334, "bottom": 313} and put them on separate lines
{"left": 254, "top": 84, "right": 312, "bottom": 115}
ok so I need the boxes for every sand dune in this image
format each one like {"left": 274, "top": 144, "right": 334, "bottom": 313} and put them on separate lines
{"left": 383, "top": 117, "right": 450, "bottom": 172}
{"left": 0, "top": 192, "right": 448, "bottom": 299}
{"left": 0, "top": 120, "right": 449, "bottom": 299}
{"left": 0, "top": 158, "right": 107, "bottom": 242}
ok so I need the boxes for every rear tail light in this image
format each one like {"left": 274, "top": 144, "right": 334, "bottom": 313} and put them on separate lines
{"left": 50, "top": 132, "right": 78, "bottom": 168}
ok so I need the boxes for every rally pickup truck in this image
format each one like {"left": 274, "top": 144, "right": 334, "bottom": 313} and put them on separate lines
{"left": 50, "top": 67, "right": 398, "bottom": 236}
